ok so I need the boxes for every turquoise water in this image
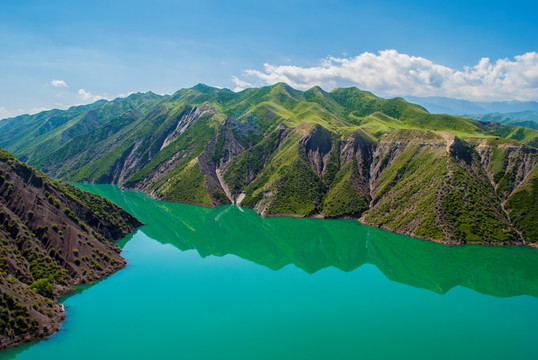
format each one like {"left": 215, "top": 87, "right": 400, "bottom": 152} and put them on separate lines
{"left": 2, "top": 184, "right": 538, "bottom": 359}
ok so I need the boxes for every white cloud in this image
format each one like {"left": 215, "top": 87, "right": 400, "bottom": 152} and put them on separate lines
{"left": 1, "top": 88, "right": 111, "bottom": 119}
{"left": 28, "top": 107, "right": 50, "bottom": 115}
{"left": 231, "top": 76, "right": 255, "bottom": 92}
{"left": 0, "top": 106, "right": 51, "bottom": 119}
{"left": 0, "top": 106, "right": 11, "bottom": 120}
{"left": 118, "top": 91, "right": 135, "bottom": 98}
{"left": 234, "top": 50, "right": 538, "bottom": 101}
{"left": 51, "top": 79, "right": 68, "bottom": 88}
{"left": 77, "top": 88, "right": 107, "bottom": 102}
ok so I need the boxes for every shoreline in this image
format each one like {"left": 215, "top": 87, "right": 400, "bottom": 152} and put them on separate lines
{"left": 0, "top": 259, "right": 128, "bottom": 352}
{"left": 118, "top": 185, "right": 536, "bottom": 248}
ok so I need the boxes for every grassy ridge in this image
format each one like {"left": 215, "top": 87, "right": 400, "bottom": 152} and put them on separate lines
{"left": 492, "top": 125, "right": 538, "bottom": 148}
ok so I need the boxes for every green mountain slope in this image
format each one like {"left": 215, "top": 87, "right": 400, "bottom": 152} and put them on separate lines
{"left": 0, "top": 83, "right": 536, "bottom": 245}
{"left": 505, "top": 166, "right": 538, "bottom": 242}
{"left": 0, "top": 149, "right": 141, "bottom": 350}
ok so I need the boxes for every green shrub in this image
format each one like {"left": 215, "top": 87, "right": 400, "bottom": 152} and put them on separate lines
{"left": 30, "top": 278, "right": 53, "bottom": 298}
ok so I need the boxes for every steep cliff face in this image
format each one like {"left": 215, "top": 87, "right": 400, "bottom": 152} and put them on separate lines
{"left": 504, "top": 166, "right": 538, "bottom": 243}
{"left": 0, "top": 149, "right": 141, "bottom": 350}
{"left": 97, "top": 103, "right": 218, "bottom": 186}
{"left": 300, "top": 124, "right": 333, "bottom": 177}
{"left": 322, "top": 129, "right": 375, "bottom": 217}
{"left": 103, "top": 104, "right": 232, "bottom": 205}
{"left": 197, "top": 118, "right": 248, "bottom": 205}
{"left": 473, "top": 138, "right": 537, "bottom": 201}
{"left": 364, "top": 131, "right": 451, "bottom": 239}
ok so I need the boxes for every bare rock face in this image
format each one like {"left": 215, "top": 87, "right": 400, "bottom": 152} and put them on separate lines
{"left": 300, "top": 124, "right": 333, "bottom": 177}
{"left": 474, "top": 139, "right": 537, "bottom": 201}
{"left": 199, "top": 118, "right": 248, "bottom": 205}
{"left": 103, "top": 104, "right": 218, "bottom": 186}
{"left": 120, "top": 104, "right": 220, "bottom": 193}
{"left": 0, "top": 149, "right": 141, "bottom": 350}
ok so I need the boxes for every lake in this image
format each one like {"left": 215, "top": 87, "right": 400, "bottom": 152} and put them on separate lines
{"left": 2, "top": 184, "right": 538, "bottom": 359}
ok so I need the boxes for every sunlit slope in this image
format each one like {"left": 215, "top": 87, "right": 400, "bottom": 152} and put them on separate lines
{"left": 0, "top": 83, "right": 536, "bottom": 244}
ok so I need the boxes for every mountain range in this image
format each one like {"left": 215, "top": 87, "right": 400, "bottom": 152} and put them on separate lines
{"left": 465, "top": 111, "right": 538, "bottom": 130}
{"left": 0, "top": 83, "right": 536, "bottom": 245}
{"left": 403, "top": 96, "right": 538, "bottom": 115}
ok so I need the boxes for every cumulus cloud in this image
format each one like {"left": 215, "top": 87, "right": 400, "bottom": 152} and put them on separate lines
{"left": 0, "top": 106, "right": 11, "bottom": 120}
{"left": 28, "top": 107, "right": 50, "bottom": 115}
{"left": 233, "top": 50, "right": 538, "bottom": 101}
{"left": 231, "top": 76, "right": 255, "bottom": 92}
{"left": 51, "top": 79, "right": 68, "bottom": 88}
{"left": 77, "top": 88, "right": 106, "bottom": 102}
{"left": 118, "top": 91, "right": 135, "bottom": 98}
{"left": 0, "top": 106, "right": 51, "bottom": 119}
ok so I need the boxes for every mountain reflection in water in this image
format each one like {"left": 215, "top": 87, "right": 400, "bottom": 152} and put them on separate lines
{"left": 78, "top": 184, "right": 538, "bottom": 298}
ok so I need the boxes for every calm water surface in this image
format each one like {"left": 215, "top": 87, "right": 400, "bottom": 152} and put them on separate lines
{"left": 2, "top": 184, "right": 538, "bottom": 359}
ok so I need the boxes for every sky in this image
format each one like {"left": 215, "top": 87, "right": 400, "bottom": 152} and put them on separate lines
{"left": 0, "top": 0, "right": 537, "bottom": 119}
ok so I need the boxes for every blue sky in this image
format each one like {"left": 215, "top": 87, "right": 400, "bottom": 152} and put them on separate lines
{"left": 1, "top": 0, "right": 537, "bottom": 118}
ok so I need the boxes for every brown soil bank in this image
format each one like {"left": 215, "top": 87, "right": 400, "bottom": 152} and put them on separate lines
{"left": 0, "top": 148, "right": 142, "bottom": 350}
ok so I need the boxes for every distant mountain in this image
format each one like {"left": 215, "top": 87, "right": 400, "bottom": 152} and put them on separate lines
{"left": 0, "top": 83, "right": 536, "bottom": 245}
{"left": 404, "top": 96, "right": 538, "bottom": 115}
{"left": 0, "top": 148, "right": 141, "bottom": 350}
{"left": 466, "top": 111, "right": 538, "bottom": 130}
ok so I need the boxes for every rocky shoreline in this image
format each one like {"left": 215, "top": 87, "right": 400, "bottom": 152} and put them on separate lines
{"left": 0, "top": 259, "right": 127, "bottom": 351}
{"left": 135, "top": 185, "right": 534, "bottom": 247}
